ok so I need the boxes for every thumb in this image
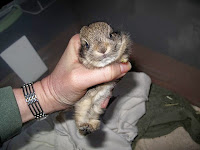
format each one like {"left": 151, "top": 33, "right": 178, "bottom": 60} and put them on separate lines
{"left": 86, "top": 62, "right": 132, "bottom": 87}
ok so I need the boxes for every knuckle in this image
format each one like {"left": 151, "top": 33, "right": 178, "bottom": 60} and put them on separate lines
{"left": 104, "top": 65, "right": 115, "bottom": 82}
{"left": 69, "top": 34, "right": 80, "bottom": 46}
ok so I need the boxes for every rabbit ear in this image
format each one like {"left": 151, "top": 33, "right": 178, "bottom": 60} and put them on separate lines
{"left": 80, "top": 26, "right": 88, "bottom": 38}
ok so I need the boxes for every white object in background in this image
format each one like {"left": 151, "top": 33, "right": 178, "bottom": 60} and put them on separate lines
{"left": 0, "top": 36, "right": 48, "bottom": 83}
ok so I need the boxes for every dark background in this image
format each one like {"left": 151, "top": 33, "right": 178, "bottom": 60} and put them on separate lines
{"left": 0, "top": 0, "right": 200, "bottom": 82}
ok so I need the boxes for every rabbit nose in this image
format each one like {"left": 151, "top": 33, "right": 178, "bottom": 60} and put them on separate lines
{"left": 99, "top": 48, "right": 107, "bottom": 54}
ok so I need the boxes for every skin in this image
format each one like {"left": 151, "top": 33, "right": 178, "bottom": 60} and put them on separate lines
{"left": 13, "top": 34, "right": 132, "bottom": 123}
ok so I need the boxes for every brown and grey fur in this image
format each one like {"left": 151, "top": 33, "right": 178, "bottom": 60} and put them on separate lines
{"left": 75, "top": 22, "right": 132, "bottom": 135}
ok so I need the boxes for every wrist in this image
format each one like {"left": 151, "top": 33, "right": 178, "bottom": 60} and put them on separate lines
{"left": 14, "top": 77, "right": 69, "bottom": 123}
{"left": 38, "top": 76, "right": 69, "bottom": 113}
{"left": 14, "top": 88, "right": 34, "bottom": 123}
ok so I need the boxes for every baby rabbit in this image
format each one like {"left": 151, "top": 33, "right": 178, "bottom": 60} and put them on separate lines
{"left": 75, "top": 22, "right": 132, "bottom": 135}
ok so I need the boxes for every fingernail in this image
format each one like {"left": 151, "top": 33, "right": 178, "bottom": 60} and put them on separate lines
{"left": 128, "top": 62, "right": 132, "bottom": 70}
{"left": 120, "top": 62, "right": 132, "bottom": 73}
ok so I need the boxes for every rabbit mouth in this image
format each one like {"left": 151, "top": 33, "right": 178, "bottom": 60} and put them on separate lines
{"left": 94, "top": 56, "right": 116, "bottom": 68}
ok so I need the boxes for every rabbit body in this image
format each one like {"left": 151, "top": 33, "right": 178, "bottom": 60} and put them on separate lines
{"left": 75, "top": 22, "right": 132, "bottom": 135}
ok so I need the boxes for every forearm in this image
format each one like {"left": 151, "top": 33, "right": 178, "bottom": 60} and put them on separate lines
{"left": 13, "top": 76, "right": 68, "bottom": 123}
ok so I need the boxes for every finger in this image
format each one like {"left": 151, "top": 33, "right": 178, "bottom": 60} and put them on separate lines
{"left": 61, "top": 34, "right": 81, "bottom": 64}
{"left": 80, "top": 62, "right": 132, "bottom": 88}
{"left": 68, "top": 34, "right": 81, "bottom": 52}
{"left": 96, "top": 62, "right": 131, "bottom": 83}
{"left": 101, "top": 97, "right": 111, "bottom": 108}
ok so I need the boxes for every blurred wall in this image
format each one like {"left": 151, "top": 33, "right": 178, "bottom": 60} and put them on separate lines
{"left": 1, "top": 0, "right": 200, "bottom": 82}
{"left": 73, "top": 0, "right": 200, "bottom": 69}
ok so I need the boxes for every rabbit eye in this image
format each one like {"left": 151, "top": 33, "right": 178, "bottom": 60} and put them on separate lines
{"left": 85, "top": 41, "right": 90, "bottom": 49}
{"left": 109, "top": 33, "right": 113, "bottom": 38}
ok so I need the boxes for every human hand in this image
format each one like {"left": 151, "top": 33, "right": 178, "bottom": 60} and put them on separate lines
{"left": 41, "top": 34, "right": 132, "bottom": 112}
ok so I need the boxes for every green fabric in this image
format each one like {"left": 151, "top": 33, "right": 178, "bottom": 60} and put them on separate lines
{"left": 132, "top": 84, "right": 200, "bottom": 149}
{"left": 0, "top": 5, "right": 22, "bottom": 32}
{"left": 0, "top": 86, "right": 22, "bottom": 144}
